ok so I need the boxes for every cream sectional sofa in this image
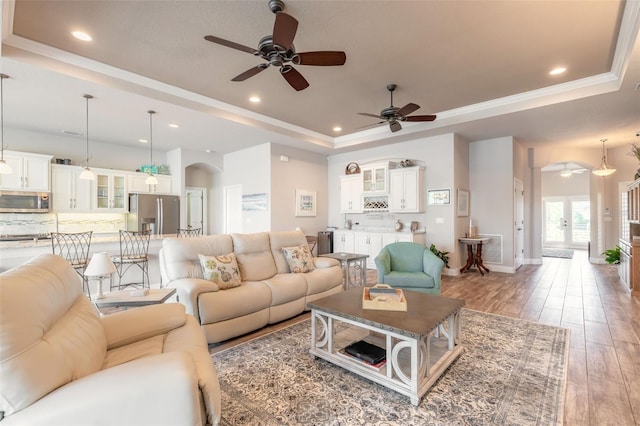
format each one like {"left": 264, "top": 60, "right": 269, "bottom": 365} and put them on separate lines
{"left": 160, "top": 230, "right": 343, "bottom": 343}
{"left": 0, "top": 254, "right": 221, "bottom": 425}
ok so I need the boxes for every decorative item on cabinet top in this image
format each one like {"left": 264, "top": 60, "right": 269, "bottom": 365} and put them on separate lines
{"left": 345, "top": 162, "right": 360, "bottom": 175}
{"left": 399, "top": 159, "right": 416, "bottom": 167}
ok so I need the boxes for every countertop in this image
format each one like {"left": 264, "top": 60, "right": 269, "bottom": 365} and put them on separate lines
{"left": 0, "top": 233, "right": 172, "bottom": 249}
{"left": 330, "top": 228, "right": 426, "bottom": 234}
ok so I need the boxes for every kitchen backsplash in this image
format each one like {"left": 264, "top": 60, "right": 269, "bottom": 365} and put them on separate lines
{"left": 0, "top": 213, "right": 127, "bottom": 236}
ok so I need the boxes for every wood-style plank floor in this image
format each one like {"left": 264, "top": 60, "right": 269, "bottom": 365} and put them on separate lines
{"left": 210, "top": 250, "right": 640, "bottom": 425}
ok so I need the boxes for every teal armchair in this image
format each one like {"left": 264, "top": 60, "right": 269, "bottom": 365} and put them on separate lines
{"left": 374, "top": 242, "right": 445, "bottom": 295}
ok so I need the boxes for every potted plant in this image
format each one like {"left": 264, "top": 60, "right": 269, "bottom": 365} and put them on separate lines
{"left": 628, "top": 143, "right": 640, "bottom": 179}
{"left": 429, "top": 244, "right": 450, "bottom": 268}
{"left": 602, "top": 246, "right": 621, "bottom": 265}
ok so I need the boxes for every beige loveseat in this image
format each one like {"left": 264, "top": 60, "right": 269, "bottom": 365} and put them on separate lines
{"left": 160, "top": 230, "right": 343, "bottom": 343}
{"left": 0, "top": 254, "right": 221, "bottom": 425}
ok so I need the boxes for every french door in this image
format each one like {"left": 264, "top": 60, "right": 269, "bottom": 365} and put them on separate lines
{"left": 543, "top": 196, "right": 590, "bottom": 249}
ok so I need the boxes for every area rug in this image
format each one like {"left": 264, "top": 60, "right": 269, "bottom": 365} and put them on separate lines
{"left": 212, "top": 309, "right": 569, "bottom": 425}
{"left": 542, "top": 248, "right": 574, "bottom": 259}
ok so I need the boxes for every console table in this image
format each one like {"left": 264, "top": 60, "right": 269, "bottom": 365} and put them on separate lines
{"left": 458, "top": 237, "right": 491, "bottom": 275}
{"left": 319, "top": 252, "right": 368, "bottom": 289}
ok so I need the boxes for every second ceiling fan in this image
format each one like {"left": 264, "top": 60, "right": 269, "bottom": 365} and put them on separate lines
{"left": 358, "top": 84, "right": 437, "bottom": 133}
{"left": 204, "top": 0, "right": 346, "bottom": 91}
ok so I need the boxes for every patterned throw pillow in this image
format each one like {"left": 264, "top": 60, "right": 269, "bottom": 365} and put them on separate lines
{"left": 198, "top": 253, "right": 241, "bottom": 290}
{"left": 282, "top": 245, "right": 316, "bottom": 273}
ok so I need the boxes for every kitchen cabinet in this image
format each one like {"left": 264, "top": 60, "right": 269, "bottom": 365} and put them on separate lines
{"left": 629, "top": 179, "right": 640, "bottom": 223}
{"left": 51, "top": 165, "right": 92, "bottom": 211}
{"left": 128, "top": 172, "right": 172, "bottom": 194}
{"left": 361, "top": 162, "right": 396, "bottom": 193}
{"left": 382, "top": 232, "right": 426, "bottom": 247}
{"left": 339, "top": 175, "right": 362, "bottom": 213}
{"left": 0, "top": 151, "right": 51, "bottom": 191}
{"left": 355, "top": 231, "right": 383, "bottom": 269}
{"left": 389, "top": 167, "right": 424, "bottom": 213}
{"left": 334, "top": 230, "right": 355, "bottom": 253}
{"left": 95, "top": 171, "right": 127, "bottom": 211}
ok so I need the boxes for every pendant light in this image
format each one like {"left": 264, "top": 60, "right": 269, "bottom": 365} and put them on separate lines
{"left": 79, "top": 94, "right": 95, "bottom": 180}
{"left": 0, "top": 74, "right": 13, "bottom": 174}
{"left": 592, "top": 138, "right": 616, "bottom": 177}
{"left": 145, "top": 110, "right": 158, "bottom": 185}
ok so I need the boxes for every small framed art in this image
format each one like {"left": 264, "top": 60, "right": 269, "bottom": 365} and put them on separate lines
{"left": 427, "top": 189, "right": 451, "bottom": 205}
{"left": 457, "top": 189, "right": 469, "bottom": 217}
{"left": 295, "top": 189, "right": 317, "bottom": 217}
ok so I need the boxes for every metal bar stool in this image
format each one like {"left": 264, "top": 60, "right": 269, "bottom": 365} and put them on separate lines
{"left": 51, "top": 231, "right": 93, "bottom": 298}
{"left": 306, "top": 235, "right": 317, "bottom": 256}
{"left": 177, "top": 227, "right": 202, "bottom": 237}
{"left": 111, "top": 230, "right": 150, "bottom": 290}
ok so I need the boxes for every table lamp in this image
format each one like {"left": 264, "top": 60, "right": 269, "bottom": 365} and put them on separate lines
{"left": 84, "top": 252, "right": 116, "bottom": 300}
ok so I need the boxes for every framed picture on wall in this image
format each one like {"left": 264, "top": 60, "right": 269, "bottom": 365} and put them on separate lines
{"left": 295, "top": 189, "right": 317, "bottom": 217}
{"left": 427, "top": 189, "right": 451, "bottom": 205}
{"left": 457, "top": 189, "right": 469, "bottom": 217}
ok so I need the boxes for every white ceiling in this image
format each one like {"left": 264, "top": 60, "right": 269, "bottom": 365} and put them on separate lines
{"left": 1, "top": 0, "right": 639, "bottom": 156}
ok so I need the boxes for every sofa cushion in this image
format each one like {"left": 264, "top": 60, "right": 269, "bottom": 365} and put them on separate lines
{"left": 162, "top": 235, "right": 234, "bottom": 282}
{"left": 198, "top": 253, "right": 241, "bottom": 289}
{"left": 198, "top": 281, "right": 272, "bottom": 324}
{"left": 303, "top": 265, "right": 345, "bottom": 296}
{"left": 262, "top": 273, "right": 308, "bottom": 306}
{"left": 0, "top": 254, "right": 107, "bottom": 417}
{"left": 269, "top": 230, "right": 309, "bottom": 274}
{"left": 282, "top": 245, "right": 316, "bottom": 273}
{"left": 231, "top": 233, "right": 277, "bottom": 281}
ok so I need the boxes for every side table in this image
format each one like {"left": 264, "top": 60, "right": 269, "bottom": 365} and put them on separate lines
{"left": 319, "top": 252, "right": 369, "bottom": 289}
{"left": 94, "top": 288, "right": 176, "bottom": 313}
{"left": 458, "top": 237, "right": 491, "bottom": 275}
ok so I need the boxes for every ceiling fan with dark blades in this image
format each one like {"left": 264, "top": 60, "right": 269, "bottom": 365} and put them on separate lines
{"left": 204, "top": 0, "right": 346, "bottom": 91}
{"left": 358, "top": 84, "right": 436, "bottom": 132}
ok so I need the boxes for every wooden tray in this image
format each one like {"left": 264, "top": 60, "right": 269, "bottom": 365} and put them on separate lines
{"left": 362, "top": 285, "right": 407, "bottom": 311}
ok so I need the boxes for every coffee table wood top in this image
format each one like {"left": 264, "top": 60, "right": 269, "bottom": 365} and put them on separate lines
{"left": 94, "top": 288, "right": 176, "bottom": 308}
{"left": 308, "top": 287, "right": 465, "bottom": 339}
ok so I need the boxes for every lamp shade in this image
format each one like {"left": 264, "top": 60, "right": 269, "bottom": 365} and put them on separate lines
{"left": 84, "top": 252, "right": 116, "bottom": 276}
{"left": 79, "top": 166, "right": 95, "bottom": 180}
{"left": 0, "top": 159, "right": 12, "bottom": 174}
{"left": 145, "top": 173, "right": 158, "bottom": 185}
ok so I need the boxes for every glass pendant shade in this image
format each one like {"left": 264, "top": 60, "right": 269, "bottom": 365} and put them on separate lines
{"left": 80, "top": 94, "right": 95, "bottom": 180}
{"left": 145, "top": 174, "right": 158, "bottom": 185}
{"left": 592, "top": 139, "right": 616, "bottom": 177}
{"left": 0, "top": 74, "right": 13, "bottom": 174}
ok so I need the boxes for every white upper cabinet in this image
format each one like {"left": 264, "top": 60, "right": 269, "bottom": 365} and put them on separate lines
{"left": 361, "top": 162, "right": 396, "bottom": 193}
{"left": 94, "top": 171, "right": 127, "bottom": 212}
{"left": 0, "top": 151, "right": 51, "bottom": 191}
{"left": 389, "top": 167, "right": 424, "bottom": 213}
{"left": 51, "top": 165, "right": 92, "bottom": 211}
{"left": 339, "top": 175, "right": 363, "bottom": 213}
{"left": 128, "top": 172, "right": 172, "bottom": 194}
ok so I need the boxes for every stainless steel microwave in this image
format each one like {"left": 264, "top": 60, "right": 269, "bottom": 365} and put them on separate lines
{"left": 0, "top": 191, "right": 50, "bottom": 213}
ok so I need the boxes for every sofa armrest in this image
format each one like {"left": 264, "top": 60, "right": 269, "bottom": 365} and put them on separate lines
{"left": 423, "top": 249, "right": 445, "bottom": 289}
{"left": 168, "top": 278, "right": 219, "bottom": 324}
{"left": 313, "top": 256, "right": 339, "bottom": 268}
{"left": 374, "top": 249, "right": 391, "bottom": 283}
{"left": 101, "top": 303, "right": 187, "bottom": 350}
{"left": 2, "top": 352, "right": 204, "bottom": 426}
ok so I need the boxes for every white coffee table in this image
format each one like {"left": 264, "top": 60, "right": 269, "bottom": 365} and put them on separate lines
{"left": 308, "top": 287, "right": 465, "bottom": 405}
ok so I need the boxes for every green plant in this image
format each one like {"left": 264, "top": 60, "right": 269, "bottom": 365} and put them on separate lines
{"left": 602, "top": 246, "right": 621, "bottom": 265}
{"left": 629, "top": 143, "right": 640, "bottom": 162}
{"left": 429, "top": 244, "right": 450, "bottom": 268}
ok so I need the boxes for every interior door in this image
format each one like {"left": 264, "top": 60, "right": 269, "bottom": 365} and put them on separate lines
{"left": 514, "top": 178, "right": 524, "bottom": 270}
{"left": 186, "top": 188, "right": 204, "bottom": 231}
{"left": 543, "top": 196, "right": 590, "bottom": 249}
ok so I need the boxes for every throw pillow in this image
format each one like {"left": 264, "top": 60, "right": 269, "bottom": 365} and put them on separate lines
{"left": 282, "top": 245, "right": 316, "bottom": 273}
{"left": 198, "top": 253, "right": 241, "bottom": 290}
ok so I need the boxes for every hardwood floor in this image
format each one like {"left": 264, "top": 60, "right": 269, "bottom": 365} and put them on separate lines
{"left": 210, "top": 250, "right": 640, "bottom": 425}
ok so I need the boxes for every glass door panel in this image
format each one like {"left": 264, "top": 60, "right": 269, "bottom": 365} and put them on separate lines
{"left": 543, "top": 200, "right": 565, "bottom": 245}
{"left": 570, "top": 200, "right": 590, "bottom": 244}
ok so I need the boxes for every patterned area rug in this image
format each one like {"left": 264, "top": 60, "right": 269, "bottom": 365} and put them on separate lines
{"left": 542, "top": 248, "right": 575, "bottom": 259}
{"left": 213, "top": 309, "right": 569, "bottom": 425}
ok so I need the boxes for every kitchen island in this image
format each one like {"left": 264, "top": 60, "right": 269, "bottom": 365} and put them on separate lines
{"left": 0, "top": 234, "right": 174, "bottom": 292}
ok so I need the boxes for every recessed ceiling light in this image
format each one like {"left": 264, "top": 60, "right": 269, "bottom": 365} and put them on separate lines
{"left": 72, "top": 31, "right": 92, "bottom": 42}
{"left": 549, "top": 67, "right": 566, "bottom": 75}
{"left": 62, "top": 130, "right": 83, "bottom": 136}
{"left": 333, "top": 126, "right": 342, "bottom": 132}
{"left": 205, "top": 149, "right": 213, "bottom": 153}
{"left": 138, "top": 139, "right": 148, "bottom": 143}
{"left": 168, "top": 123, "right": 179, "bottom": 128}
{"left": 249, "top": 96, "right": 261, "bottom": 103}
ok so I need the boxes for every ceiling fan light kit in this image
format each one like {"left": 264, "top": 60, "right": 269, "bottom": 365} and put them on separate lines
{"left": 204, "top": 0, "right": 346, "bottom": 91}
{"left": 358, "top": 84, "right": 437, "bottom": 133}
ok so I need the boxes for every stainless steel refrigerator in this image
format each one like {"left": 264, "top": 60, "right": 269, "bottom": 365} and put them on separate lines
{"left": 127, "top": 193, "right": 180, "bottom": 235}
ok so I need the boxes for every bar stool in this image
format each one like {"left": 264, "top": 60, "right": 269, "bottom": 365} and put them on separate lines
{"left": 305, "top": 235, "right": 317, "bottom": 255}
{"left": 177, "top": 227, "right": 202, "bottom": 237}
{"left": 111, "top": 230, "right": 150, "bottom": 290}
{"left": 51, "top": 231, "right": 93, "bottom": 298}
